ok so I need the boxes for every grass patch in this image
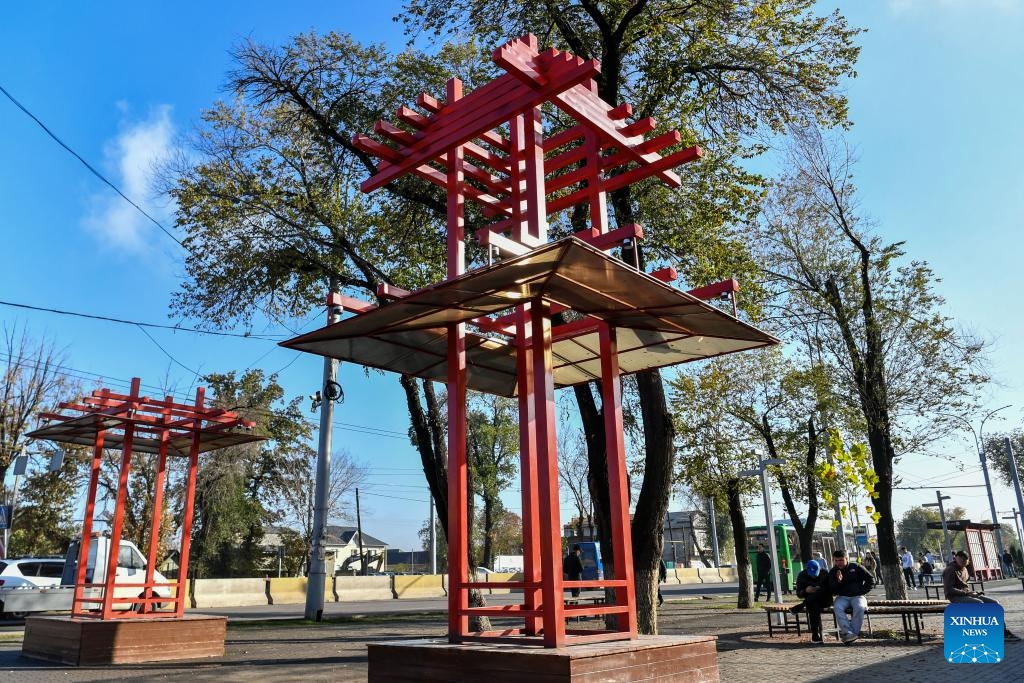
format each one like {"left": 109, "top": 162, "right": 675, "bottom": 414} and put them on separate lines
{"left": 0, "top": 633, "right": 23, "bottom": 643}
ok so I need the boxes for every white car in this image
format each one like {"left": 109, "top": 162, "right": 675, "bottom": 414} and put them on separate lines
{"left": 0, "top": 558, "right": 65, "bottom": 588}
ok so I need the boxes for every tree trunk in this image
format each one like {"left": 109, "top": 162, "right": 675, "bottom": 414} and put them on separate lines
{"left": 631, "top": 369, "right": 676, "bottom": 635}
{"left": 727, "top": 478, "right": 754, "bottom": 608}
{"left": 482, "top": 494, "right": 495, "bottom": 570}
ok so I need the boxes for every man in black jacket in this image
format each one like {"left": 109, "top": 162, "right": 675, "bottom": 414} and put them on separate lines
{"left": 794, "top": 560, "right": 832, "bottom": 643}
{"left": 827, "top": 549, "right": 874, "bottom": 644}
{"left": 563, "top": 544, "right": 584, "bottom": 597}
{"left": 754, "top": 544, "right": 775, "bottom": 602}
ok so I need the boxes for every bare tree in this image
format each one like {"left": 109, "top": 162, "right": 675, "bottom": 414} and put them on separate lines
{"left": 756, "top": 129, "right": 988, "bottom": 597}
{"left": 0, "top": 324, "right": 73, "bottom": 483}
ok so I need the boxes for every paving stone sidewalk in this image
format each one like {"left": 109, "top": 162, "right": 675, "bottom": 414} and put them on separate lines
{"left": 1, "top": 580, "right": 1022, "bottom": 682}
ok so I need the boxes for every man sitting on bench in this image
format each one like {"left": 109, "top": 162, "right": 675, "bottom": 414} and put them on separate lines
{"left": 944, "top": 550, "right": 1020, "bottom": 642}
{"left": 826, "top": 549, "right": 873, "bottom": 645}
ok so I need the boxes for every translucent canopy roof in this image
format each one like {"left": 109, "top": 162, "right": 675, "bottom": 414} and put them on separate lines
{"left": 281, "top": 238, "right": 778, "bottom": 397}
{"left": 28, "top": 414, "right": 263, "bottom": 457}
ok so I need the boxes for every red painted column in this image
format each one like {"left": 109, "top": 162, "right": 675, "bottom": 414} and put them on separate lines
{"left": 175, "top": 386, "right": 205, "bottom": 618}
{"left": 529, "top": 299, "right": 565, "bottom": 646}
{"left": 584, "top": 129, "right": 608, "bottom": 236}
{"left": 510, "top": 105, "right": 547, "bottom": 247}
{"left": 599, "top": 323, "right": 637, "bottom": 637}
{"left": 515, "top": 304, "right": 541, "bottom": 635}
{"left": 447, "top": 320, "right": 469, "bottom": 641}
{"left": 142, "top": 398, "right": 173, "bottom": 614}
{"left": 102, "top": 380, "right": 140, "bottom": 619}
{"left": 73, "top": 427, "right": 106, "bottom": 617}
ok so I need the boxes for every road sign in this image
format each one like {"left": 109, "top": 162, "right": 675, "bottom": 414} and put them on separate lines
{"left": 0, "top": 504, "right": 12, "bottom": 529}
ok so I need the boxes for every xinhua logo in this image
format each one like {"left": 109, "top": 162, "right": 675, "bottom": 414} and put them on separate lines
{"left": 944, "top": 603, "right": 1004, "bottom": 664}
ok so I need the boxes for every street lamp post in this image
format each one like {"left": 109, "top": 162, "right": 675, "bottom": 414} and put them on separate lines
{"left": 1006, "top": 439, "right": 1024, "bottom": 551}
{"left": 741, "top": 452, "right": 786, "bottom": 614}
{"left": 1001, "top": 509, "right": 1023, "bottom": 554}
{"left": 942, "top": 406, "right": 1011, "bottom": 554}
{"left": 923, "top": 490, "right": 953, "bottom": 562}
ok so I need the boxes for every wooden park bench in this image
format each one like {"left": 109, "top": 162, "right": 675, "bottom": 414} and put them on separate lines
{"left": 923, "top": 580, "right": 982, "bottom": 600}
{"left": 864, "top": 599, "right": 947, "bottom": 644}
{"left": 763, "top": 599, "right": 947, "bottom": 644}
{"left": 564, "top": 595, "right": 607, "bottom": 622}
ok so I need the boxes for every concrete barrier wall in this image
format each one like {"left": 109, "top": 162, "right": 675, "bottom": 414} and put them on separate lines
{"left": 483, "top": 572, "right": 518, "bottom": 595}
{"left": 697, "top": 568, "right": 723, "bottom": 584}
{"left": 335, "top": 576, "right": 393, "bottom": 601}
{"left": 719, "top": 567, "right": 738, "bottom": 582}
{"left": 677, "top": 568, "right": 701, "bottom": 584}
{"left": 192, "top": 578, "right": 268, "bottom": 608}
{"left": 269, "top": 577, "right": 308, "bottom": 604}
{"left": 394, "top": 574, "right": 446, "bottom": 599}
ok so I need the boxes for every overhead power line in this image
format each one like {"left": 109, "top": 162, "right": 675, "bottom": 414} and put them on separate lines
{"left": 0, "top": 82, "right": 185, "bottom": 249}
{"left": 0, "top": 299, "right": 285, "bottom": 341}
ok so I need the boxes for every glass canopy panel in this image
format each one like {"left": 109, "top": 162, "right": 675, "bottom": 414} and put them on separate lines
{"left": 281, "top": 238, "right": 778, "bottom": 397}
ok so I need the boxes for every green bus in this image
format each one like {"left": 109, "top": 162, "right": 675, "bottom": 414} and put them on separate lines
{"left": 747, "top": 524, "right": 837, "bottom": 591}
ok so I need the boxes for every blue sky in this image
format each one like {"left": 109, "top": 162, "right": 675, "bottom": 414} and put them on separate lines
{"left": 2, "top": 1, "right": 1023, "bottom": 554}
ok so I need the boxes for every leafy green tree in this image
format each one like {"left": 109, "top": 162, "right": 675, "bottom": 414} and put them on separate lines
{"left": 755, "top": 130, "right": 989, "bottom": 597}
{"left": 400, "top": 0, "right": 861, "bottom": 633}
{"left": 896, "top": 505, "right": 967, "bottom": 558}
{"left": 466, "top": 395, "right": 518, "bottom": 570}
{"left": 188, "top": 370, "right": 313, "bottom": 578}
{"left": 984, "top": 431, "right": 1024, "bottom": 491}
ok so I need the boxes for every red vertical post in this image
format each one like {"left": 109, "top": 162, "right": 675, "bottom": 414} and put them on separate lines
{"left": 142, "top": 397, "right": 173, "bottom": 613}
{"left": 73, "top": 427, "right": 105, "bottom": 616}
{"left": 447, "top": 320, "right": 469, "bottom": 641}
{"left": 515, "top": 304, "right": 541, "bottom": 635}
{"left": 510, "top": 106, "right": 547, "bottom": 246}
{"left": 599, "top": 324, "right": 637, "bottom": 637}
{"left": 584, "top": 129, "right": 608, "bottom": 236}
{"left": 100, "top": 378, "right": 141, "bottom": 618}
{"left": 529, "top": 300, "right": 565, "bottom": 647}
{"left": 175, "top": 386, "right": 205, "bottom": 618}
{"left": 446, "top": 77, "right": 465, "bottom": 280}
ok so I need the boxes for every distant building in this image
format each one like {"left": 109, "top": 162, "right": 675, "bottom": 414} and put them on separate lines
{"left": 385, "top": 548, "right": 431, "bottom": 571}
{"left": 263, "top": 525, "right": 388, "bottom": 574}
{"left": 562, "top": 511, "right": 709, "bottom": 568}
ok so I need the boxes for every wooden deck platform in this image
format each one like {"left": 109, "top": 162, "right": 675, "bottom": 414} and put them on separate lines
{"left": 367, "top": 634, "right": 719, "bottom": 682}
{"left": 21, "top": 614, "right": 227, "bottom": 665}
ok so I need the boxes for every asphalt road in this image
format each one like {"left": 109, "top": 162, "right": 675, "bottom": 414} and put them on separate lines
{"left": 0, "top": 581, "right": 739, "bottom": 629}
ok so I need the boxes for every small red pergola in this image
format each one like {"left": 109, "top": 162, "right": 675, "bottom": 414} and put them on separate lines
{"left": 27, "top": 378, "right": 262, "bottom": 620}
{"left": 284, "top": 34, "right": 776, "bottom": 647}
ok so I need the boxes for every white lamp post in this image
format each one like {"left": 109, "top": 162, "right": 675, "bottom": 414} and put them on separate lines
{"left": 741, "top": 451, "right": 786, "bottom": 616}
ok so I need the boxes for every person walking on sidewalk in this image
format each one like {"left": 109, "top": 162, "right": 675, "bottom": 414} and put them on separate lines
{"left": 900, "top": 546, "right": 917, "bottom": 589}
{"left": 563, "top": 544, "right": 584, "bottom": 598}
{"left": 754, "top": 544, "right": 775, "bottom": 602}
{"left": 658, "top": 558, "right": 667, "bottom": 606}
{"left": 827, "top": 549, "right": 874, "bottom": 645}
{"left": 944, "top": 550, "right": 1021, "bottom": 642}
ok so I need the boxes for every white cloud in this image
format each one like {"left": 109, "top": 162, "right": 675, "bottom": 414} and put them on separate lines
{"left": 82, "top": 104, "right": 177, "bottom": 251}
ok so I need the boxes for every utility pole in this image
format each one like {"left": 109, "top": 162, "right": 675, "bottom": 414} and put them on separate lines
{"left": 305, "top": 285, "right": 342, "bottom": 622}
{"left": 944, "top": 406, "right": 1011, "bottom": 553}
{"left": 923, "top": 490, "right": 953, "bottom": 562}
{"left": 707, "top": 497, "right": 720, "bottom": 567}
{"left": 429, "top": 495, "right": 437, "bottom": 575}
{"left": 1006, "top": 439, "right": 1024, "bottom": 552}
{"left": 1001, "top": 509, "right": 1023, "bottom": 554}
{"left": 356, "top": 487, "right": 366, "bottom": 575}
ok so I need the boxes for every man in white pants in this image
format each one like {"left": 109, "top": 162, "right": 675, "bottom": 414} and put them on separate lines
{"left": 826, "top": 549, "right": 874, "bottom": 644}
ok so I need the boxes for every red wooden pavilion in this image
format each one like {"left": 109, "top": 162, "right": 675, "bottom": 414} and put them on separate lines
{"left": 27, "top": 377, "right": 263, "bottom": 620}
{"left": 283, "top": 34, "right": 777, "bottom": 648}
